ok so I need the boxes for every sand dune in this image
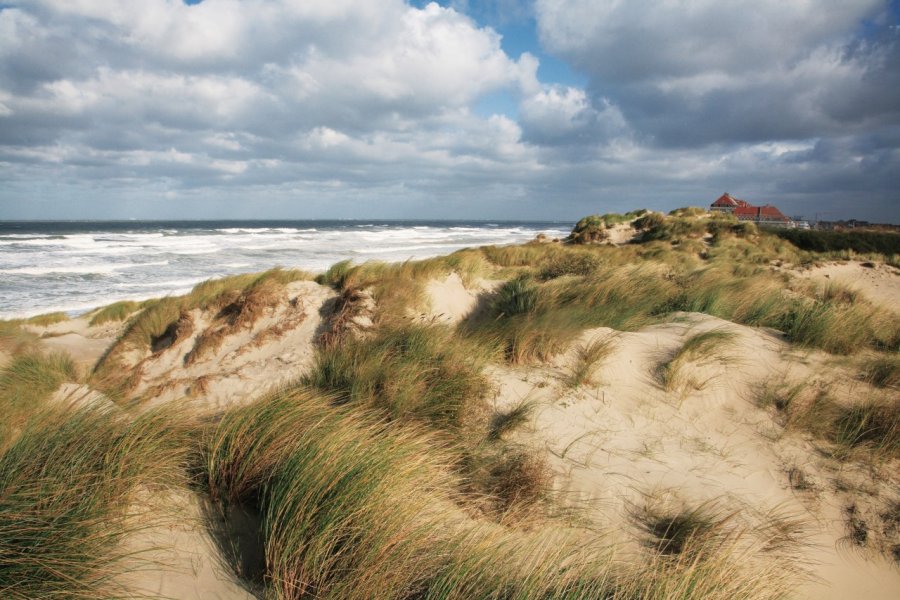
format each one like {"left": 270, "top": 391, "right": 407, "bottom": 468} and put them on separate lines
{"left": 13, "top": 250, "right": 899, "bottom": 599}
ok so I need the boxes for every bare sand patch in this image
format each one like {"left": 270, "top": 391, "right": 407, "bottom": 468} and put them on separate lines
{"left": 112, "top": 490, "right": 258, "bottom": 600}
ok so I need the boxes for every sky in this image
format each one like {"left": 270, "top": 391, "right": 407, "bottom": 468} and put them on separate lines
{"left": 0, "top": 0, "right": 898, "bottom": 222}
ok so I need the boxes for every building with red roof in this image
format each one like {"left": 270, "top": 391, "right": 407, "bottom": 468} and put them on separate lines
{"left": 709, "top": 193, "right": 794, "bottom": 227}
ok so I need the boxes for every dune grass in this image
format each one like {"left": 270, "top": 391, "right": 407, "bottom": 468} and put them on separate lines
{"left": 492, "top": 276, "right": 539, "bottom": 317}
{"left": 0, "top": 321, "right": 38, "bottom": 357}
{"left": 861, "top": 354, "right": 900, "bottom": 389}
{"left": 566, "top": 334, "right": 617, "bottom": 388}
{"left": 88, "top": 300, "right": 142, "bottom": 326}
{"left": 24, "top": 311, "right": 70, "bottom": 327}
{"left": 758, "top": 383, "right": 900, "bottom": 460}
{"left": 305, "top": 323, "right": 491, "bottom": 429}
{"left": 488, "top": 400, "right": 536, "bottom": 442}
{"left": 0, "top": 334, "right": 189, "bottom": 598}
{"left": 0, "top": 403, "right": 189, "bottom": 599}
{"left": 659, "top": 329, "right": 736, "bottom": 394}
{"left": 316, "top": 252, "right": 488, "bottom": 327}
{"left": 203, "top": 388, "right": 791, "bottom": 600}
{"left": 632, "top": 499, "right": 732, "bottom": 556}
{"left": 777, "top": 297, "right": 898, "bottom": 355}
{"left": 831, "top": 399, "right": 900, "bottom": 459}
{"left": 0, "top": 351, "right": 78, "bottom": 445}
{"left": 466, "top": 264, "right": 674, "bottom": 364}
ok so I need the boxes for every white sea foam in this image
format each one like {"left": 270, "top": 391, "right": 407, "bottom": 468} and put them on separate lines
{"left": 0, "top": 222, "right": 569, "bottom": 318}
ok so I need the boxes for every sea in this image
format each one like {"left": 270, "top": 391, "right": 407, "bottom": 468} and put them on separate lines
{"left": 0, "top": 220, "right": 571, "bottom": 319}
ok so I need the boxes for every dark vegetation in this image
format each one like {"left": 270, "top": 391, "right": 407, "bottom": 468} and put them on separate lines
{"left": 770, "top": 228, "right": 900, "bottom": 255}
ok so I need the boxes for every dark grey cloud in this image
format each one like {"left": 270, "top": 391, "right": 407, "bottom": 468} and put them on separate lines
{"left": 536, "top": 0, "right": 900, "bottom": 146}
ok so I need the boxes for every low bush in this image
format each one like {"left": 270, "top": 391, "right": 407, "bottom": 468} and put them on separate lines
{"left": 770, "top": 229, "right": 900, "bottom": 255}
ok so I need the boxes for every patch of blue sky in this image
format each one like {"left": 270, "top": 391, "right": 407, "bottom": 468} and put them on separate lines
{"left": 495, "top": 20, "right": 587, "bottom": 88}
{"left": 473, "top": 89, "right": 519, "bottom": 119}
{"left": 857, "top": 0, "right": 900, "bottom": 38}
{"left": 409, "top": 0, "right": 587, "bottom": 88}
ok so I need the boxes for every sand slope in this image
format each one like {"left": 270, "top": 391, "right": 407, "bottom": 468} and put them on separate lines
{"left": 485, "top": 313, "right": 900, "bottom": 599}
{"left": 117, "top": 280, "right": 335, "bottom": 408}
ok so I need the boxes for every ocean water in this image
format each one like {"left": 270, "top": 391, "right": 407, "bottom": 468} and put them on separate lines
{"left": 0, "top": 220, "right": 571, "bottom": 319}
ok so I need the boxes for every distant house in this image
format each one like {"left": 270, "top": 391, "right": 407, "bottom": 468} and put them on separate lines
{"left": 709, "top": 193, "right": 794, "bottom": 228}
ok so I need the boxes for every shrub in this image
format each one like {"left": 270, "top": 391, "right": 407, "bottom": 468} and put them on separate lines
{"left": 770, "top": 229, "right": 900, "bottom": 255}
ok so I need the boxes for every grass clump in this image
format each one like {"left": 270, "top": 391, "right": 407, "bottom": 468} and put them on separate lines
{"left": 316, "top": 254, "right": 487, "bottom": 327}
{"left": 468, "top": 263, "right": 674, "bottom": 364}
{"left": 203, "top": 388, "right": 458, "bottom": 599}
{"left": 315, "top": 259, "right": 355, "bottom": 288}
{"left": 538, "top": 251, "right": 602, "bottom": 280}
{"left": 492, "top": 276, "right": 539, "bottom": 317}
{"left": 488, "top": 400, "right": 536, "bottom": 441}
{"left": 305, "top": 324, "right": 490, "bottom": 429}
{"left": 566, "top": 334, "right": 617, "bottom": 388}
{"left": 0, "top": 404, "right": 188, "bottom": 599}
{"left": 832, "top": 400, "right": 900, "bottom": 458}
{"left": 482, "top": 447, "right": 552, "bottom": 514}
{"left": 88, "top": 300, "right": 141, "bottom": 326}
{"left": 0, "top": 352, "right": 78, "bottom": 444}
{"left": 759, "top": 383, "right": 900, "bottom": 460}
{"left": 861, "top": 354, "right": 900, "bottom": 389}
{"left": 632, "top": 500, "right": 730, "bottom": 556}
{"left": 659, "top": 329, "right": 735, "bottom": 394}
{"left": 0, "top": 321, "right": 38, "bottom": 357}
{"left": 91, "top": 268, "right": 309, "bottom": 399}
{"left": 668, "top": 206, "right": 707, "bottom": 218}
{"left": 24, "top": 312, "right": 69, "bottom": 327}
{"left": 777, "top": 298, "right": 892, "bottom": 355}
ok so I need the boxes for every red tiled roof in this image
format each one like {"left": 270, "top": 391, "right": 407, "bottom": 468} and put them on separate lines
{"left": 734, "top": 205, "right": 790, "bottom": 221}
{"left": 711, "top": 193, "right": 750, "bottom": 208}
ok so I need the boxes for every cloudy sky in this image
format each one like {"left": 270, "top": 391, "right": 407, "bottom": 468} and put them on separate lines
{"left": 1, "top": 0, "right": 898, "bottom": 221}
